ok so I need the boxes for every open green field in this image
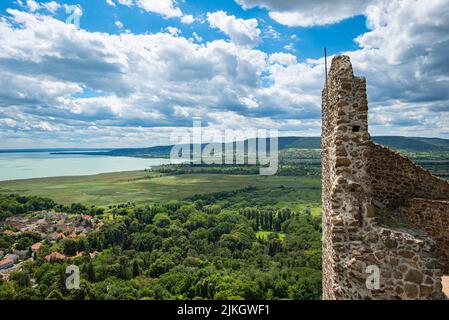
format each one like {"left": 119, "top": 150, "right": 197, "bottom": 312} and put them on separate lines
{"left": 256, "top": 231, "right": 286, "bottom": 241}
{"left": 0, "top": 171, "right": 321, "bottom": 210}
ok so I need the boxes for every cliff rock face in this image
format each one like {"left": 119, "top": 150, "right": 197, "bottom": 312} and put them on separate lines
{"left": 322, "top": 56, "right": 449, "bottom": 300}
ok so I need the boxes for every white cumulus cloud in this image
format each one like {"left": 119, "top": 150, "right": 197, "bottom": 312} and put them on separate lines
{"left": 181, "top": 14, "right": 195, "bottom": 24}
{"left": 207, "top": 11, "right": 261, "bottom": 48}
{"left": 135, "top": 0, "right": 182, "bottom": 18}
{"left": 236, "top": 0, "right": 377, "bottom": 27}
{"left": 106, "top": 0, "right": 116, "bottom": 7}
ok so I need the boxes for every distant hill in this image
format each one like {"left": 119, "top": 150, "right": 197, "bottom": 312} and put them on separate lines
{"left": 372, "top": 136, "right": 449, "bottom": 152}
{"left": 279, "top": 137, "right": 321, "bottom": 149}
{"left": 100, "top": 145, "right": 173, "bottom": 158}
{"left": 279, "top": 136, "right": 449, "bottom": 152}
{"left": 51, "top": 136, "right": 449, "bottom": 158}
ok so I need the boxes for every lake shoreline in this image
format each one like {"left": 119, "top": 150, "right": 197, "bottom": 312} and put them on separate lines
{"left": 0, "top": 169, "right": 147, "bottom": 183}
{"left": 0, "top": 151, "right": 178, "bottom": 181}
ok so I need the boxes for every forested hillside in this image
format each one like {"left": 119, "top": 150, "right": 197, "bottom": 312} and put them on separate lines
{"left": 60, "top": 136, "right": 449, "bottom": 158}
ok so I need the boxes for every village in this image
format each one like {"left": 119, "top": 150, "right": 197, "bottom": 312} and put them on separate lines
{"left": 0, "top": 211, "right": 102, "bottom": 279}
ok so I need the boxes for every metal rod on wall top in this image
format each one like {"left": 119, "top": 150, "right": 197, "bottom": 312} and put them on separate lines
{"left": 324, "top": 48, "right": 330, "bottom": 127}
{"left": 324, "top": 48, "right": 329, "bottom": 107}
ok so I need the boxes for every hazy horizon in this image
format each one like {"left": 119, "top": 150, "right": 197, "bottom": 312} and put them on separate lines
{"left": 2, "top": 135, "right": 449, "bottom": 151}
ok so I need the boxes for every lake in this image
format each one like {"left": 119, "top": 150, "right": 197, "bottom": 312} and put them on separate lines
{"left": 0, "top": 151, "right": 178, "bottom": 181}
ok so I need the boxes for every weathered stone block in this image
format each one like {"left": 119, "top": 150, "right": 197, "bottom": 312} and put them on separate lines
{"left": 335, "top": 157, "right": 351, "bottom": 167}
{"left": 405, "top": 269, "right": 423, "bottom": 284}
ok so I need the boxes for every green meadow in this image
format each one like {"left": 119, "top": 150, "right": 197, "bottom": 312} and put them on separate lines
{"left": 256, "top": 231, "right": 286, "bottom": 241}
{"left": 0, "top": 171, "right": 322, "bottom": 212}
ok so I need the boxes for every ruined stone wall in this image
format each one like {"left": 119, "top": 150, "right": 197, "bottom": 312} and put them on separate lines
{"left": 367, "top": 143, "right": 449, "bottom": 209}
{"left": 400, "top": 198, "right": 449, "bottom": 272}
{"left": 322, "top": 55, "right": 447, "bottom": 300}
{"left": 321, "top": 55, "right": 371, "bottom": 299}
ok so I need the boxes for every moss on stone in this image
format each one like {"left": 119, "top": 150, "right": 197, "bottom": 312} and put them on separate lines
{"left": 375, "top": 208, "right": 411, "bottom": 229}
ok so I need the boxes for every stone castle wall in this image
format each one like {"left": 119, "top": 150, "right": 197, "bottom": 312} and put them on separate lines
{"left": 321, "top": 55, "right": 372, "bottom": 299}
{"left": 322, "top": 56, "right": 449, "bottom": 300}
{"left": 367, "top": 142, "right": 449, "bottom": 209}
{"left": 400, "top": 198, "right": 449, "bottom": 272}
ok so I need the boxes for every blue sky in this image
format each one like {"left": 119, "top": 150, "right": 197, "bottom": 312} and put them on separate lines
{"left": 0, "top": 0, "right": 368, "bottom": 60}
{"left": 0, "top": 0, "right": 448, "bottom": 148}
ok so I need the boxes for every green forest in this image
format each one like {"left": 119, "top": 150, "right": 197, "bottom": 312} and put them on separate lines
{"left": 0, "top": 191, "right": 322, "bottom": 300}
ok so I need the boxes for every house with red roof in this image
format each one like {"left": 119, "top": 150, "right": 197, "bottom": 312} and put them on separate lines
{"left": 0, "top": 258, "right": 14, "bottom": 270}
{"left": 48, "top": 232, "right": 65, "bottom": 241}
{"left": 31, "top": 242, "right": 42, "bottom": 251}
{"left": 44, "top": 252, "right": 66, "bottom": 262}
